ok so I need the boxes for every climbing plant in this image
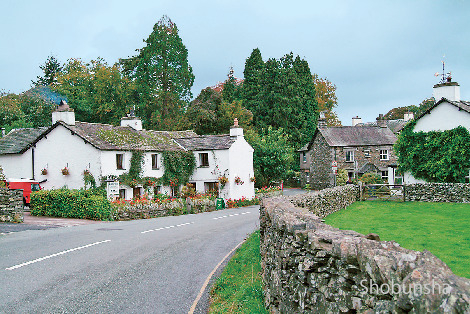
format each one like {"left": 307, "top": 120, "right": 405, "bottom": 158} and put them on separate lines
{"left": 394, "top": 122, "right": 470, "bottom": 183}
{"left": 118, "top": 151, "right": 144, "bottom": 187}
{"left": 160, "top": 151, "right": 196, "bottom": 187}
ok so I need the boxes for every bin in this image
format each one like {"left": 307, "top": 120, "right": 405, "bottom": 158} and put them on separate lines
{"left": 215, "top": 198, "right": 225, "bottom": 210}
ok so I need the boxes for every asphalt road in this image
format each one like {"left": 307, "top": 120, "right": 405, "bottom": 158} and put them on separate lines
{"left": 0, "top": 206, "right": 260, "bottom": 314}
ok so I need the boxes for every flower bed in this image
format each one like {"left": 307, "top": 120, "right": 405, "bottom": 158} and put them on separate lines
{"left": 226, "top": 197, "right": 260, "bottom": 208}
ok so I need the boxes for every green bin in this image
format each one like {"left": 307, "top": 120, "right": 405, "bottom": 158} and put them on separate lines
{"left": 216, "top": 198, "right": 225, "bottom": 210}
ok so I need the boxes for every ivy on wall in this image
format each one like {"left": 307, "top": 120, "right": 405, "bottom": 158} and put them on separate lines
{"left": 160, "top": 151, "right": 196, "bottom": 187}
{"left": 118, "top": 151, "right": 144, "bottom": 187}
{"left": 394, "top": 122, "right": 470, "bottom": 183}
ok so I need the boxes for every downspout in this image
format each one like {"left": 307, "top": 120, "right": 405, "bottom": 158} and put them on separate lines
{"left": 32, "top": 148, "right": 35, "bottom": 180}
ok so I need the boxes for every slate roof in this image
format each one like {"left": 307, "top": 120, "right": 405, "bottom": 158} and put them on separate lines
{"left": 319, "top": 126, "right": 397, "bottom": 147}
{"left": 0, "top": 120, "right": 231, "bottom": 155}
{"left": 414, "top": 98, "right": 470, "bottom": 122}
{"left": 173, "top": 134, "right": 236, "bottom": 151}
{"left": 0, "top": 127, "right": 48, "bottom": 154}
{"left": 361, "top": 120, "right": 408, "bottom": 134}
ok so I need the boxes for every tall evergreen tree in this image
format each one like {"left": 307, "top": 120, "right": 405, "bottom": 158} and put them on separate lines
{"left": 32, "top": 55, "right": 63, "bottom": 86}
{"left": 242, "top": 50, "right": 318, "bottom": 148}
{"left": 120, "top": 15, "right": 195, "bottom": 130}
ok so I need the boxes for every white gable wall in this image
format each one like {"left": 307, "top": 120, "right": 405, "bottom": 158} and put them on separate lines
{"left": 34, "top": 126, "right": 101, "bottom": 190}
{"left": 190, "top": 149, "right": 229, "bottom": 196}
{"left": 227, "top": 137, "right": 255, "bottom": 200}
{"left": 414, "top": 102, "right": 470, "bottom": 132}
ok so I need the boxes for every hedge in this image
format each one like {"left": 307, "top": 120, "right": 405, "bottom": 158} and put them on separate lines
{"left": 30, "top": 189, "right": 113, "bottom": 220}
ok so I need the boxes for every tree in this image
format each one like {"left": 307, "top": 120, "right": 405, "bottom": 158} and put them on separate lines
{"left": 53, "top": 58, "right": 134, "bottom": 125}
{"left": 241, "top": 50, "right": 318, "bottom": 148}
{"left": 33, "top": 55, "right": 63, "bottom": 86}
{"left": 245, "top": 127, "right": 295, "bottom": 187}
{"left": 120, "top": 15, "right": 194, "bottom": 130}
{"left": 313, "top": 74, "right": 341, "bottom": 126}
{"left": 384, "top": 98, "right": 435, "bottom": 120}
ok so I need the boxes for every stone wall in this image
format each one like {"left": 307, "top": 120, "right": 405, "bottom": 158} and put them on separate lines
{"left": 288, "top": 185, "right": 358, "bottom": 218}
{"left": 405, "top": 183, "right": 470, "bottom": 202}
{"left": 260, "top": 188, "right": 470, "bottom": 313}
{"left": 0, "top": 189, "right": 24, "bottom": 223}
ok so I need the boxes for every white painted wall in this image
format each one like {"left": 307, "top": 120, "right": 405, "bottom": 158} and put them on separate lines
{"left": 34, "top": 126, "right": 101, "bottom": 190}
{"left": 414, "top": 102, "right": 470, "bottom": 132}
{"left": 190, "top": 149, "right": 229, "bottom": 196}
{"left": 227, "top": 137, "right": 255, "bottom": 200}
{"left": 403, "top": 172, "right": 427, "bottom": 184}
{"left": 0, "top": 150, "right": 33, "bottom": 179}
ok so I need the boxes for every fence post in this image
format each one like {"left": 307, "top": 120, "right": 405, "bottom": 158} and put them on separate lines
{"left": 403, "top": 184, "right": 406, "bottom": 202}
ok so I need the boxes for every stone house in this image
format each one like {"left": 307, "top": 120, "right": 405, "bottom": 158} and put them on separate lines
{"left": 404, "top": 77, "right": 470, "bottom": 183}
{"left": 299, "top": 115, "right": 398, "bottom": 190}
{"left": 0, "top": 102, "right": 255, "bottom": 201}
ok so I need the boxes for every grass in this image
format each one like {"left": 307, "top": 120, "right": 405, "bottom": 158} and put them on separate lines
{"left": 325, "top": 201, "right": 470, "bottom": 278}
{"left": 209, "top": 230, "right": 268, "bottom": 314}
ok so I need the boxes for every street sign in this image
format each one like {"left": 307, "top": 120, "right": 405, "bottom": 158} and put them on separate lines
{"left": 332, "top": 160, "right": 338, "bottom": 167}
{"left": 107, "top": 181, "right": 120, "bottom": 199}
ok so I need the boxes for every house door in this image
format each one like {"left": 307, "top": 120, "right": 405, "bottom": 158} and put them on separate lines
{"left": 133, "top": 187, "right": 141, "bottom": 199}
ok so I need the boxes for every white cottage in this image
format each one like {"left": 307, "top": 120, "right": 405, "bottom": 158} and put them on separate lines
{"left": 0, "top": 102, "right": 255, "bottom": 201}
{"left": 404, "top": 77, "right": 470, "bottom": 183}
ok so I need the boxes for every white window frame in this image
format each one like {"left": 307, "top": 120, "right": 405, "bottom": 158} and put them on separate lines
{"left": 381, "top": 170, "right": 389, "bottom": 182}
{"left": 199, "top": 153, "right": 209, "bottom": 167}
{"left": 364, "top": 149, "right": 371, "bottom": 158}
{"left": 380, "top": 149, "right": 389, "bottom": 161}
{"left": 345, "top": 150, "right": 354, "bottom": 162}
{"left": 151, "top": 154, "right": 159, "bottom": 170}
{"left": 302, "top": 152, "right": 307, "bottom": 163}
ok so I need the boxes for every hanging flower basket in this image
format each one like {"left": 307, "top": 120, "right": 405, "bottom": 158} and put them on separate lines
{"left": 128, "top": 179, "right": 138, "bottom": 188}
{"left": 41, "top": 168, "right": 48, "bottom": 175}
{"left": 234, "top": 176, "right": 244, "bottom": 185}
{"left": 250, "top": 176, "right": 256, "bottom": 183}
{"left": 218, "top": 176, "right": 229, "bottom": 185}
{"left": 61, "top": 167, "right": 69, "bottom": 176}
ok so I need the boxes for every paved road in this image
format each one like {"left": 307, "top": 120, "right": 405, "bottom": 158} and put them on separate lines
{"left": 0, "top": 206, "right": 259, "bottom": 313}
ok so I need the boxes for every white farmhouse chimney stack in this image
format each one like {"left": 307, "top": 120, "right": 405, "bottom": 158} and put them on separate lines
{"left": 52, "top": 100, "right": 75, "bottom": 125}
{"left": 230, "top": 118, "right": 244, "bottom": 137}
{"left": 433, "top": 80, "right": 460, "bottom": 102}
{"left": 352, "top": 116, "right": 363, "bottom": 126}
{"left": 403, "top": 112, "right": 414, "bottom": 122}
{"left": 121, "top": 108, "right": 143, "bottom": 131}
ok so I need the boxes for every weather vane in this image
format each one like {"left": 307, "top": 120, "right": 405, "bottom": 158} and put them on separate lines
{"left": 434, "top": 55, "right": 452, "bottom": 84}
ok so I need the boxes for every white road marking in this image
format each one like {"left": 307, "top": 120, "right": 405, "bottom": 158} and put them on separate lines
{"left": 141, "top": 222, "right": 194, "bottom": 234}
{"left": 5, "top": 240, "right": 111, "bottom": 271}
{"left": 212, "top": 211, "right": 251, "bottom": 220}
{"left": 188, "top": 239, "right": 246, "bottom": 314}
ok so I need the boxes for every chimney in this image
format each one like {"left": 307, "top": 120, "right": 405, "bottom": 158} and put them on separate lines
{"left": 376, "top": 114, "right": 387, "bottom": 128}
{"left": 52, "top": 100, "right": 75, "bottom": 125}
{"left": 403, "top": 112, "right": 414, "bottom": 122}
{"left": 318, "top": 111, "right": 327, "bottom": 128}
{"left": 433, "top": 79, "right": 460, "bottom": 102}
{"left": 121, "top": 107, "right": 143, "bottom": 131}
{"left": 352, "top": 116, "right": 363, "bottom": 126}
{"left": 230, "top": 118, "right": 244, "bottom": 137}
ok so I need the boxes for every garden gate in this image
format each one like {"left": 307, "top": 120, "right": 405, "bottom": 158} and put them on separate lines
{"left": 359, "top": 183, "right": 405, "bottom": 201}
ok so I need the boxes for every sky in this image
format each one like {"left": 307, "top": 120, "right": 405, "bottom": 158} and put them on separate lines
{"left": 1, "top": 0, "right": 470, "bottom": 125}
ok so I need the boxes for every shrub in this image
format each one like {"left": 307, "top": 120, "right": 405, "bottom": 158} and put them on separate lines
{"left": 358, "top": 172, "right": 384, "bottom": 185}
{"left": 226, "top": 197, "right": 260, "bottom": 208}
{"left": 30, "top": 189, "right": 113, "bottom": 220}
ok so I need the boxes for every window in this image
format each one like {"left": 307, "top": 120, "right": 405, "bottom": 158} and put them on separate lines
{"left": 116, "top": 154, "right": 124, "bottom": 170}
{"left": 154, "top": 186, "right": 162, "bottom": 195}
{"left": 364, "top": 149, "right": 371, "bottom": 158}
{"left": 119, "top": 189, "right": 126, "bottom": 199}
{"left": 345, "top": 150, "right": 354, "bottom": 162}
{"left": 381, "top": 170, "right": 389, "bottom": 182}
{"left": 151, "top": 154, "right": 159, "bottom": 170}
{"left": 302, "top": 152, "right": 307, "bottom": 163}
{"left": 204, "top": 182, "right": 218, "bottom": 193}
{"left": 380, "top": 149, "right": 389, "bottom": 160}
{"left": 199, "top": 153, "right": 209, "bottom": 167}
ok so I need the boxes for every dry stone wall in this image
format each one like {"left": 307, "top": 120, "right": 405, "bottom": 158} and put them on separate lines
{"left": 0, "top": 189, "right": 24, "bottom": 223}
{"left": 260, "top": 187, "right": 470, "bottom": 313}
{"left": 405, "top": 183, "right": 470, "bottom": 202}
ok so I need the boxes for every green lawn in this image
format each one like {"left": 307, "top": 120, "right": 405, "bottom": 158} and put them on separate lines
{"left": 209, "top": 230, "right": 268, "bottom": 314}
{"left": 325, "top": 201, "right": 470, "bottom": 278}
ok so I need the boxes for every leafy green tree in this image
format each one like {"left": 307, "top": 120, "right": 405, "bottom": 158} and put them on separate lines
{"left": 245, "top": 127, "right": 295, "bottom": 187}
{"left": 242, "top": 50, "right": 317, "bottom": 148}
{"left": 54, "top": 58, "right": 134, "bottom": 125}
{"left": 120, "top": 15, "right": 194, "bottom": 130}
{"left": 221, "top": 67, "right": 242, "bottom": 103}
{"left": 384, "top": 98, "right": 435, "bottom": 120}
{"left": 33, "top": 55, "right": 63, "bottom": 86}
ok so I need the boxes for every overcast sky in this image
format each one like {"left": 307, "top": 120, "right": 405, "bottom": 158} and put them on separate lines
{"left": 1, "top": 0, "right": 469, "bottom": 125}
